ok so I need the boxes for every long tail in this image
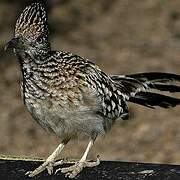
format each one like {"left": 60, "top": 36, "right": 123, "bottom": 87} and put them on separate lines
{"left": 111, "top": 72, "right": 180, "bottom": 108}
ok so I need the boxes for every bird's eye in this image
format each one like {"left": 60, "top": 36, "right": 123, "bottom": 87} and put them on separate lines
{"left": 36, "top": 37, "right": 44, "bottom": 44}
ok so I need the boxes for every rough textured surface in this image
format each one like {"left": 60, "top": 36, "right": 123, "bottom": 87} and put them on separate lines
{"left": 0, "top": 159, "right": 180, "bottom": 180}
{"left": 0, "top": 0, "right": 180, "bottom": 164}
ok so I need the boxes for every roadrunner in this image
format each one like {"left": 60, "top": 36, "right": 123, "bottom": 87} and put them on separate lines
{"left": 5, "top": 2, "right": 180, "bottom": 179}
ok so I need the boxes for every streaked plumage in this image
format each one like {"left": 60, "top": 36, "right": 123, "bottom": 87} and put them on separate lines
{"left": 5, "top": 2, "right": 180, "bottom": 178}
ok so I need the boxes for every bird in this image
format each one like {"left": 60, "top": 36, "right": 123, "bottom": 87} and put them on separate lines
{"left": 5, "top": 2, "right": 180, "bottom": 179}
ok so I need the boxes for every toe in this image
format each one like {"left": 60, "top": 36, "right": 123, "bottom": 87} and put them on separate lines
{"left": 85, "top": 157, "right": 100, "bottom": 167}
{"left": 47, "top": 163, "right": 54, "bottom": 175}
{"left": 55, "top": 167, "right": 61, "bottom": 175}
{"left": 25, "top": 170, "right": 36, "bottom": 177}
{"left": 68, "top": 164, "right": 83, "bottom": 178}
{"left": 54, "top": 159, "right": 64, "bottom": 167}
{"left": 25, "top": 160, "right": 56, "bottom": 177}
{"left": 61, "top": 159, "right": 100, "bottom": 178}
{"left": 25, "top": 171, "right": 32, "bottom": 176}
{"left": 65, "top": 172, "right": 72, "bottom": 178}
{"left": 61, "top": 165, "right": 76, "bottom": 173}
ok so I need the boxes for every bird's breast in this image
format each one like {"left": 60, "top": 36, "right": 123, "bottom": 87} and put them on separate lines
{"left": 24, "top": 93, "right": 104, "bottom": 140}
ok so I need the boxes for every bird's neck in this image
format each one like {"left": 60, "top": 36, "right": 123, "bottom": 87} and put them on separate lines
{"left": 16, "top": 48, "right": 50, "bottom": 66}
{"left": 15, "top": 49, "right": 48, "bottom": 84}
{"left": 16, "top": 49, "right": 53, "bottom": 102}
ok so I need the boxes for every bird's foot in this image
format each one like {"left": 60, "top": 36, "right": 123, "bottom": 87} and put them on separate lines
{"left": 25, "top": 158, "right": 64, "bottom": 177}
{"left": 56, "top": 156, "right": 100, "bottom": 178}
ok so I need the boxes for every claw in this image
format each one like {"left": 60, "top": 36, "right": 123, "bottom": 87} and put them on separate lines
{"left": 25, "top": 171, "right": 33, "bottom": 176}
{"left": 65, "top": 172, "right": 71, "bottom": 178}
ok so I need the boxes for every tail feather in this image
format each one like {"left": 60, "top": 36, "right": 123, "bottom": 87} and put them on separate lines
{"left": 127, "top": 72, "right": 180, "bottom": 83}
{"left": 111, "top": 72, "right": 180, "bottom": 109}
{"left": 148, "top": 83, "right": 180, "bottom": 93}
{"left": 129, "top": 92, "right": 180, "bottom": 108}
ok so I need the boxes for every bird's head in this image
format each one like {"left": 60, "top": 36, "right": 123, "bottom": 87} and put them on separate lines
{"left": 5, "top": 2, "right": 50, "bottom": 56}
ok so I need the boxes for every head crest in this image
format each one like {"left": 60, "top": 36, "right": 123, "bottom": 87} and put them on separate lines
{"left": 15, "top": 2, "right": 48, "bottom": 39}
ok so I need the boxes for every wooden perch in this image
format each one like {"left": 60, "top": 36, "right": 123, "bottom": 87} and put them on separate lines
{"left": 0, "top": 156, "right": 180, "bottom": 180}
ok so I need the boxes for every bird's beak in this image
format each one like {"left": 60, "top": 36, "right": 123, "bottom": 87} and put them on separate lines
{"left": 4, "top": 37, "right": 20, "bottom": 52}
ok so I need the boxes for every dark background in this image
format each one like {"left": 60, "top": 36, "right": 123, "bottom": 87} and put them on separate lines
{"left": 0, "top": 0, "right": 180, "bottom": 163}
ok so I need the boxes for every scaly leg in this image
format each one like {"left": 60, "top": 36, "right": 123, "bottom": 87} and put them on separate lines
{"left": 26, "top": 142, "right": 66, "bottom": 177}
{"left": 56, "top": 139, "right": 100, "bottom": 178}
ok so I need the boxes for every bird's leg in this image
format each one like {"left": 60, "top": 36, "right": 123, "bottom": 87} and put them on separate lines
{"left": 26, "top": 142, "right": 66, "bottom": 177}
{"left": 57, "top": 139, "right": 100, "bottom": 179}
